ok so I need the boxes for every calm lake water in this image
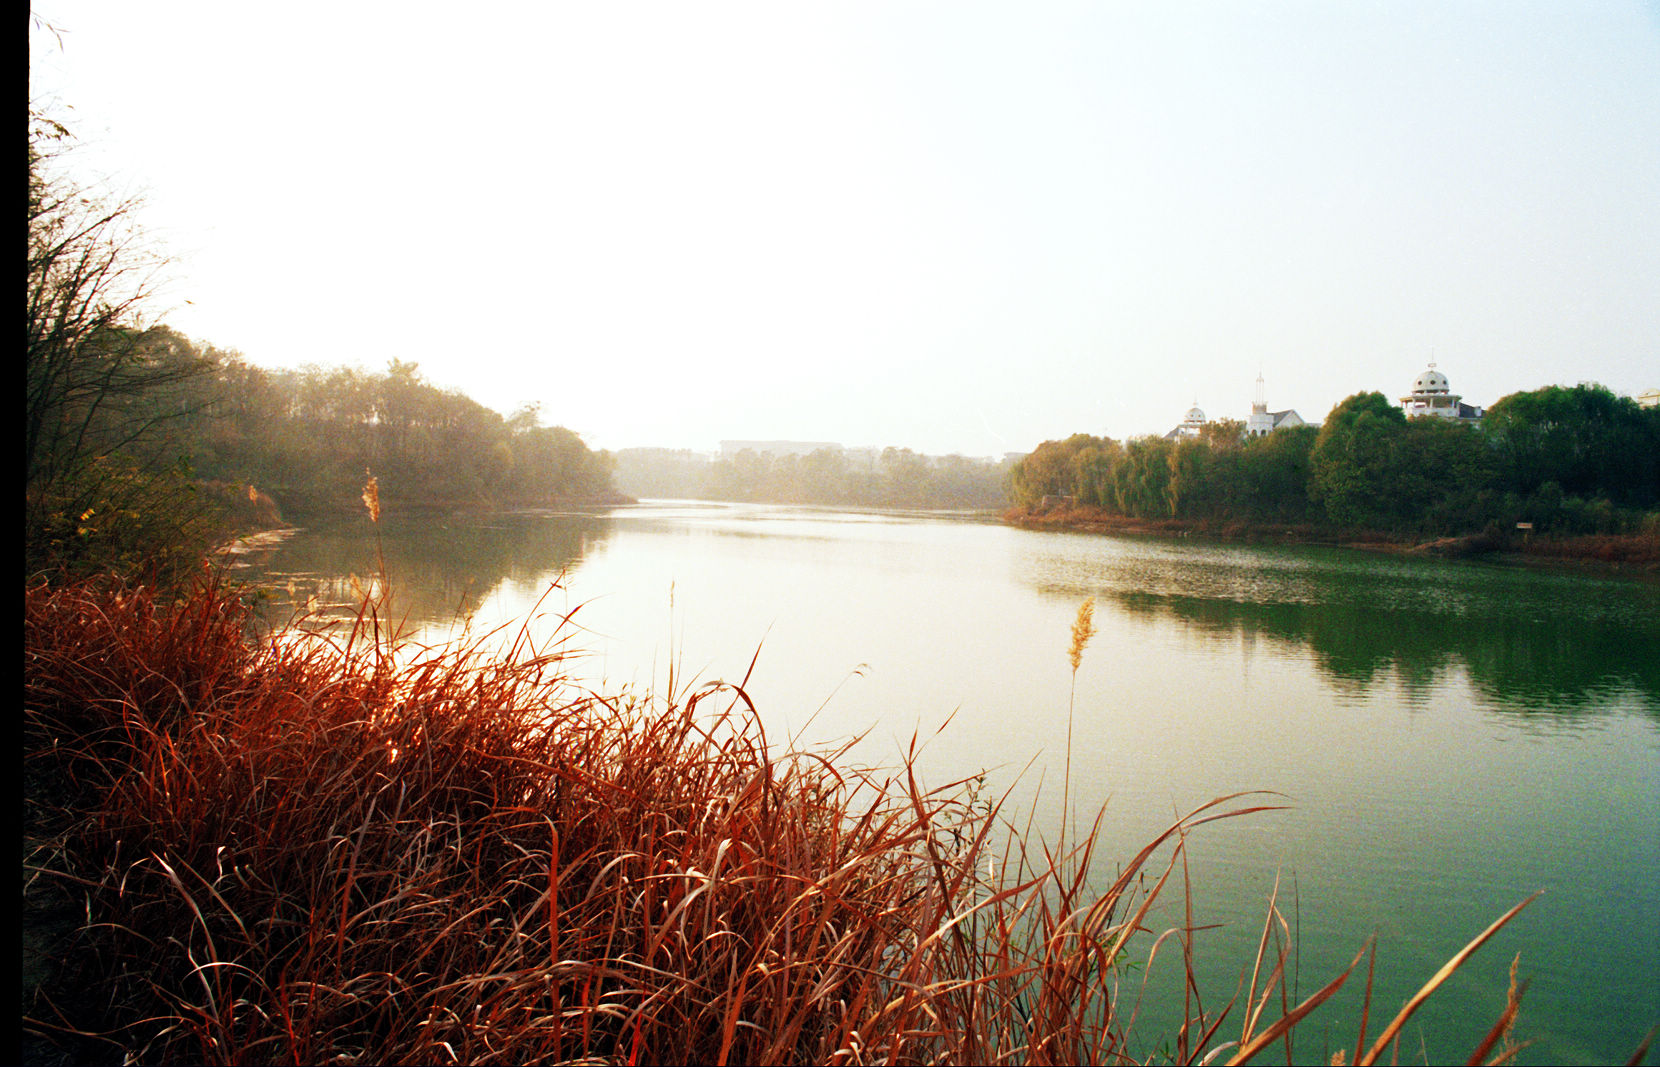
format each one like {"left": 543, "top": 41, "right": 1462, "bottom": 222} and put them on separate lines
{"left": 238, "top": 501, "right": 1659, "bottom": 1065}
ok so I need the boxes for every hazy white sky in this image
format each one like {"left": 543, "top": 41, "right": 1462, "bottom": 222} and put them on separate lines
{"left": 29, "top": 2, "right": 1660, "bottom": 456}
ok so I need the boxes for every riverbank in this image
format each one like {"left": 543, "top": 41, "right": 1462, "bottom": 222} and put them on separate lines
{"left": 207, "top": 489, "right": 637, "bottom": 560}
{"left": 1003, "top": 504, "right": 1660, "bottom": 572}
{"left": 273, "top": 489, "right": 637, "bottom": 522}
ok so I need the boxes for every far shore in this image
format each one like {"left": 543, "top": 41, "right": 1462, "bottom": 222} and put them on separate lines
{"left": 215, "top": 498, "right": 1659, "bottom": 577}
{"left": 272, "top": 491, "right": 638, "bottom": 522}
{"left": 1002, "top": 504, "right": 1660, "bottom": 574}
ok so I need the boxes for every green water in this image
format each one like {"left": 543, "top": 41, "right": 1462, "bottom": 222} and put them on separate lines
{"left": 238, "top": 502, "right": 1660, "bottom": 1064}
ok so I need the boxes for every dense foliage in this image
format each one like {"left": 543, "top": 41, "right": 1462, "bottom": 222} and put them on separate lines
{"left": 616, "top": 446, "right": 1011, "bottom": 509}
{"left": 1010, "top": 386, "right": 1660, "bottom": 538}
{"left": 150, "top": 346, "right": 618, "bottom": 516}
{"left": 26, "top": 113, "right": 616, "bottom": 577}
{"left": 1010, "top": 427, "right": 1321, "bottom": 526}
{"left": 27, "top": 113, "right": 252, "bottom": 579}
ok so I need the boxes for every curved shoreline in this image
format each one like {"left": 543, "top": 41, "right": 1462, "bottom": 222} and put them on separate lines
{"left": 1002, "top": 505, "right": 1660, "bottom": 575}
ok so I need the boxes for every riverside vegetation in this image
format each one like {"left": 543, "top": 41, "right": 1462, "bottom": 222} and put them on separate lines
{"left": 614, "top": 446, "right": 1013, "bottom": 511}
{"left": 28, "top": 106, "right": 617, "bottom": 581}
{"left": 1007, "top": 391, "right": 1660, "bottom": 565}
{"left": 27, "top": 543, "right": 1566, "bottom": 1065}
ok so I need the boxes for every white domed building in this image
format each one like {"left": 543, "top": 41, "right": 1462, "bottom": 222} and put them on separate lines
{"left": 1401, "top": 364, "right": 1484, "bottom": 422}
{"left": 1164, "top": 401, "right": 1209, "bottom": 440}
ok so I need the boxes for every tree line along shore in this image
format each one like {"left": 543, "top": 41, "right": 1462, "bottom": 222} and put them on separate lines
{"left": 31, "top": 92, "right": 1654, "bottom": 581}
{"left": 1004, "top": 387, "right": 1660, "bottom": 567}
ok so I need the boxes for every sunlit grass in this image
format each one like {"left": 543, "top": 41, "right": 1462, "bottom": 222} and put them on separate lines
{"left": 24, "top": 575, "right": 1548, "bottom": 1065}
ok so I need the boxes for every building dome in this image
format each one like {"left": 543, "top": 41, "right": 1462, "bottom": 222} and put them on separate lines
{"left": 1165, "top": 401, "right": 1210, "bottom": 439}
{"left": 1401, "top": 362, "right": 1481, "bottom": 422}
{"left": 1412, "top": 368, "right": 1450, "bottom": 395}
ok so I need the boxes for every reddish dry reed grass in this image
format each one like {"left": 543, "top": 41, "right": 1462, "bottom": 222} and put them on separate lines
{"left": 25, "top": 575, "right": 1537, "bottom": 1065}
{"left": 1517, "top": 533, "right": 1660, "bottom": 565}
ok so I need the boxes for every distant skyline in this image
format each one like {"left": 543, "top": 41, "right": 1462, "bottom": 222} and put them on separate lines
{"left": 28, "top": 2, "right": 1660, "bottom": 456}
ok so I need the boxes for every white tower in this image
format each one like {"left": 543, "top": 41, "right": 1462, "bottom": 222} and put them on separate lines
{"left": 1246, "top": 374, "right": 1274, "bottom": 436}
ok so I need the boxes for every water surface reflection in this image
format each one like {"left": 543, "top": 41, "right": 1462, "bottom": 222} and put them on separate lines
{"left": 1019, "top": 535, "right": 1659, "bottom": 714}
{"left": 233, "top": 510, "right": 614, "bottom": 628}
{"left": 238, "top": 505, "right": 1659, "bottom": 1065}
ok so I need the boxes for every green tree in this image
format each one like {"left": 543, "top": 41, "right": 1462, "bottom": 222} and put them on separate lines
{"left": 878, "top": 447, "right": 929, "bottom": 505}
{"left": 1391, "top": 417, "right": 1499, "bottom": 533}
{"left": 1165, "top": 437, "right": 1217, "bottom": 519}
{"left": 800, "top": 447, "right": 849, "bottom": 504}
{"left": 1070, "top": 440, "right": 1122, "bottom": 510}
{"left": 1113, "top": 437, "right": 1174, "bottom": 518}
{"left": 1009, "top": 434, "right": 1108, "bottom": 508}
{"left": 1198, "top": 417, "right": 1245, "bottom": 450}
{"left": 1483, "top": 384, "right": 1660, "bottom": 508}
{"left": 1308, "top": 392, "right": 1408, "bottom": 529}
{"left": 1235, "top": 425, "right": 1317, "bottom": 523}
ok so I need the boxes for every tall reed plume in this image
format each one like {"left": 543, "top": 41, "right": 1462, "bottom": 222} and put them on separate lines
{"left": 1063, "top": 597, "right": 1096, "bottom": 847}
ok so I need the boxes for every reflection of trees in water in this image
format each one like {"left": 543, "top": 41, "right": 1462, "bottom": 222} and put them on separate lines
{"left": 236, "top": 513, "right": 613, "bottom": 628}
{"left": 1108, "top": 591, "right": 1659, "bottom": 715}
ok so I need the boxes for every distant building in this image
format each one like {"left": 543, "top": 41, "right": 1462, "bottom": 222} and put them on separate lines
{"left": 1244, "top": 373, "right": 1305, "bottom": 437}
{"left": 718, "top": 440, "right": 843, "bottom": 460}
{"left": 844, "top": 446, "right": 881, "bottom": 471}
{"left": 1164, "top": 402, "right": 1208, "bottom": 440}
{"left": 1401, "top": 363, "right": 1483, "bottom": 422}
{"left": 1638, "top": 388, "right": 1660, "bottom": 409}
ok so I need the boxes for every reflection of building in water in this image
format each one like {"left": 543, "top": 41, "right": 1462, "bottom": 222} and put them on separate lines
{"left": 1401, "top": 363, "right": 1484, "bottom": 422}
{"left": 1164, "top": 401, "right": 1209, "bottom": 440}
{"left": 1245, "top": 373, "right": 1305, "bottom": 437}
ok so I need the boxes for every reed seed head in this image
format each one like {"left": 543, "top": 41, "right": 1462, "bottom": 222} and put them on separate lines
{"left": 362, "top": 471, "right": 381, "bottom": 523}
{"left": 1068, "top": 598, "right": 1096, "bottom": 673}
